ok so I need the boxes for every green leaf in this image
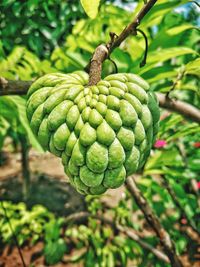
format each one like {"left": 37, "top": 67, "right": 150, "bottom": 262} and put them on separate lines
{"left": 184, "top": 204, "right": 194, "bottom": 218}
{"left": 166, "top": 124, "right": 200, "bottom": 141}
{"left": 80, "top": 0, "right": 100, "bottom": 19}
{"left": 188, "top": 158, "right": 200, "bottom": 171}
{"left": 178, "top": 83, "right": 200, "bottom": 92}
{"left": 171, "top": 182, "right": 186, "bottom": 199}
{"left": 147, "top": 47, "right": 197, "bottom": 64}
{"left": 85, "top": 248, "right": 95, "bottom": 266}
{"left": 152, "top": 201, "right": 165, "bottom": 216}
{"left": 158, "top": 114, "right": 183, "bottom": 137}
{"left": 107, "top": 251, "right": 115, "bottom": 267}
{"left": 166, "top": 25, "right": 198, "bottom": 36}
{"left": 139, "top": 0, "right": 188, "bottom": 28}
{"left": 147, "top": 70, "right": 177, "bottom": 83}
{"left": 145, "top": 149, "right": 183, "bottom": 170}
{"left": 185, "top": 58, "right": 200, "bottom": 77}
{"left": 65, "top": 51, "right": 88, "bottom": 68}
{"left": 139, "top": 47, "right": 197, "bottom": 75}
{"left": 45, "top": 220, "right": 61, "bottom": 241}
{"left": 144, "top": 169, "right": 165, "bottom": 175}
{"left": 0, "top": 116, "right": 10, "bottom": 150}
{"left": 44, "top": 238, "right": 66, "bottom": 265}
{"left": 2, "top": 96, "right": 43, "bottom": 151}
{"left": 70, "top": 250, "right": 87, "bottom": 263}
{"left": 175, "top": 237, "right": 187, "bottom": 254}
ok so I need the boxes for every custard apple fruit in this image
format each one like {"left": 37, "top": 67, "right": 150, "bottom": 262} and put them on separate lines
{"left": 26, "top": 71, "right": 159, "bottom": 195}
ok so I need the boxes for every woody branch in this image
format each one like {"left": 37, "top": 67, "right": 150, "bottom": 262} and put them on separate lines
{"left": 0, "top": 78, "right": 199, "bottom": 124}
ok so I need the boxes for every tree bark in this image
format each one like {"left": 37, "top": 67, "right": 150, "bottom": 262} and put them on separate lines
{"left": 20, "top": 135, "right": 30, "bottom": 201}
{"left": 0, "top": 77, "right": 32, "bottom": 96}
{"left": 126, "top": 176, "right": 183, "bottom": 267}
{"left": 157, "top": 93, "right": 200, "bottom": 123}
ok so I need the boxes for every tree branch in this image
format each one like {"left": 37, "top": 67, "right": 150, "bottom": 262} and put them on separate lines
{"left": 125, "top": 176, "right": 183, "bottom": 267}
{"left": 1, "top": 78, "right": 200, "bottom": 123}
{"left": 87, "top": 0, "right": 158, "bottom": 85}
{"left": 0, "top": 77, "right": 32, "bottom": 96}
{"left": 156, "top": 93, "right": 200, "bottom": 123}
{"left": 64, "top": 211, "right": 170, "bottom": 264}
{"left": 108, "top": 0, "right": 157, "bottom": 54}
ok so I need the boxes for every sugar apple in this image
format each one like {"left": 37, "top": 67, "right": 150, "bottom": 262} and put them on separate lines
{"left": 26, "top": 71, "right": 160, "bottom": 195}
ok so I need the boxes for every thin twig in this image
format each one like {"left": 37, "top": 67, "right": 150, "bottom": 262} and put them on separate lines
{"left": 0, "top": 201, "right": 27, "bottom": 267}
{"left": 189, "top": 1, "right": 200, "bottom": 8}
{"left": 108, "top": 0, "right": 157, "bottom": 54}
{"left": 125, "top": 176, "right": 183, "bottom": 267}
{"left": 88, "top": 0, "right": 158, "bottom": 85}
{"left": 64, "top": 211, "right": 170, "bottom": 263}
{"left": 166, "top": 67, "right": 185, "bottom": 98}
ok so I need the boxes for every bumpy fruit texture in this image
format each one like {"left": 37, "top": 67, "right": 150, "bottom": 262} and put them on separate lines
{"left": 26, "top": 71, "right": 159, "bottom": 195}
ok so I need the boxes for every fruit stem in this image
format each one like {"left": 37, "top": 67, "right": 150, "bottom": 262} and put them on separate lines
{"left": 88, "top": 44, "right": 108, "bottom": 86}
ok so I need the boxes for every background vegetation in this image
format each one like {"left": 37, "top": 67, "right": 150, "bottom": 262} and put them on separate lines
{"left": 0, "top": 0, "right": 199, "bottom": 266}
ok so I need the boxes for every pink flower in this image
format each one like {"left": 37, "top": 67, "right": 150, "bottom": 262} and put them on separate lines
{"left": 154, "top": 140, "right": 167, "bottom": 148}
{"left": 193, "top": 142, "right": 200, "bottom": 148}
{"left": 181, "top": 218, "right": 187, "bottom": 225}
{"left": 197, "top": 181, "right": 200, "bottom": 190}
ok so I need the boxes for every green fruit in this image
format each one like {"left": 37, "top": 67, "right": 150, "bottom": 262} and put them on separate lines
{"left": 26, "top": 71, "right": 160, "bottom": 195}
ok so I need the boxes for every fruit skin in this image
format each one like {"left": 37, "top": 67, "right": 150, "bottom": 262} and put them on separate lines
{"left": 26, "top": 71, "right": 160, "bottom": 195}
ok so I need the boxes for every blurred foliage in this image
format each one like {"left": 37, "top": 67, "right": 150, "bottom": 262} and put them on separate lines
{"left": 0, "top": 202, "right": 54, "bottom": 245}
{"left": 0, "top": 95, "right": 42, "bottom": 151}
{"left": 80, "top": 0, "right": 101, "bottom": 19}
{"left": 0, "top": 0, "right": 200, "bottom": 266}
{"left": 0, "top": 198, "right": 165, "bottom": 266}
{"left": 0, "top": 0, "right": 133, "bottom": 57}
{"left": 1, "top": 0, "right": 199, "bottom": 101}
{"left": 0, "top": 0, "right": 85, "bottom": 57}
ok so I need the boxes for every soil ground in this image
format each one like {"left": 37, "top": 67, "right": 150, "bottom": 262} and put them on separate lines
{"left": 0, "top": 149, "right": 199, "bottom": 267}
{"left": 0, "top": 148, "right": 125, "bottom": 267}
